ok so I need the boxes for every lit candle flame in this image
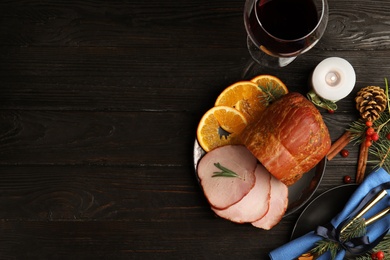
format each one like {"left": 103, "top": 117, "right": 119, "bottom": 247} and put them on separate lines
{"left": 325, "top": 71, "right": 340, "bottom": 87}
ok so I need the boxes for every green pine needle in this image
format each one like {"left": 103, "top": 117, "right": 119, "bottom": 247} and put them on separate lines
{"left": 311, "top": 239, "right": 339, "bottom": 260}
{"left": 348, "top": 118, "right": 366, "bottom": 143}
{"left": 311, "top": 218, "right": 367, "bottom": 260}
{"left": 367, "top": 111, "right": 390, "bottom": 172}
{"left": 340, "top": 218, "right": 366, "bottom": 242}
{"left": 347, "top": 78, "right": 390, "bottom": 173}
{"left": 258, "top": 82, "right": 285, "bottom": 106}
{"left": 349, "top": 235, "right": 390, "bottom": 260}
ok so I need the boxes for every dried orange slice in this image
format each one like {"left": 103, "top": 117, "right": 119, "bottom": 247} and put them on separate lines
{"left": 250, "top": 75, "right": 288, "bottom": 105}
{"left": 215, "top": 81, "right": 267, "bottom": 122}
{"left": 197, "top": 106, "right": 247, "bottom": 152}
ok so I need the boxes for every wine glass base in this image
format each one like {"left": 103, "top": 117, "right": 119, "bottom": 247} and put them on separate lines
{"left": 246, "top": 37, "right": 297, "bottom": 68}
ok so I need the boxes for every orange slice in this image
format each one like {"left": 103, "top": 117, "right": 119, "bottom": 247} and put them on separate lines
{"left": 215, "top": 81, "right": 267, "bottom": 122}
{"left": 250, "top": 75, "right": 288, "bottom": 105}
{"left": 197, "top": 106, "right": 247, "bottom": 152}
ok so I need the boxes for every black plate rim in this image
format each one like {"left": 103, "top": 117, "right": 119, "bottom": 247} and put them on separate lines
{"left": 290, "top": 183, "right": 359, "bottom": 240}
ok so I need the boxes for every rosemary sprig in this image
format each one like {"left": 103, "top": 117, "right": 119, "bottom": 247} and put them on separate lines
{"left": 212, "top": 163, "right": 241, "bottom": 179}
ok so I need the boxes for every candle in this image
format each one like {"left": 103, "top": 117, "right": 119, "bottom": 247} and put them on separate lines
{"left": 311, "top": 57, "right": 356, "bottom": 101}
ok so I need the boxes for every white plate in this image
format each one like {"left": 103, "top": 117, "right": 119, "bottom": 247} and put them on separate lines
{"left": 193, "top": 140, "right": 327, "bottom": 216}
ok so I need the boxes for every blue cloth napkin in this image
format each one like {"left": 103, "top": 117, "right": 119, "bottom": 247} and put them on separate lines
{"left": 269, "top": 167, "right": 390, "bottom": 260}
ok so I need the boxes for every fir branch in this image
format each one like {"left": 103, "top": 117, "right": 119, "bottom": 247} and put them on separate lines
{"left": 212, "top": 163, "right": 241, "bottom": 179}
{"left": 258, "top": 82, "right": 285, "bottom": 106}
{"left": 340, "top": 218, "right": 366, "bottom": 242}
{"left": 369, "top": 141, "right": 390, "bottom": 171}
{"left": 349, "top": 235, "right": 390, "bottom": 260}
{"left": 368, "top": 97, "right": 390, "bottom": 172}
{"left": 347, "top": 81, "right": 390, "bottom": 173}
{"left": 337, "top": 78, "right": 390, "bottom": 259}
{"left": 348, "top": 119, "right": 366, "bottom": 144}
{"left": 386, "top": 77, "right": 390, "bottom": 115}
{"left": 310, "top": 218, "right": 367, "bottom": 260}
{"left": 374, "top": 107, "right": 390, "bottom": 135}
{"left": 310, "top": 239, "right": 339, "bottom": 260}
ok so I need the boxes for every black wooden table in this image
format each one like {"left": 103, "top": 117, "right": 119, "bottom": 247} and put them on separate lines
{"left": 0, "top": 0, "right": 388, "bottom": 259}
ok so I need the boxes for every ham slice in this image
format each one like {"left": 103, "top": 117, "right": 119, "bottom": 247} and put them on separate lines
{"left": 252, "top": 175, "right": 288, "bottom": 230}
{"left": 197, "top": 145, "right": 257, "bottom": 210}
{"left": 212, "top": 164, "right": 271, "bottom": 223}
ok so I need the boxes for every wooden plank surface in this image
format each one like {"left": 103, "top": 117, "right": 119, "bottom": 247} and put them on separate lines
{"left": 0, "top": 0, "right": 389, "bottom": 259}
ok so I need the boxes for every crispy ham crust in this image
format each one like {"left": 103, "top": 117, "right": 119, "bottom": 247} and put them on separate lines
{"left": 240, "top": 92, "right": 331, "bottom": 186}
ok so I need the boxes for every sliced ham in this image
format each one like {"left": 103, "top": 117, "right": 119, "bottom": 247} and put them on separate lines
{"left": 197, "top": 145, "right": 257, "bottom": 210}
{"left": 212, "top": 164, "right": 271, "bottom": 223}
{"left": 252, "top": 175, "right": 288, "bottom": 230}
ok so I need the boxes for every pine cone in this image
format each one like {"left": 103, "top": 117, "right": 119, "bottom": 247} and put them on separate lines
{"left": 355, "top": 86, "right": 387, "bottom": 121}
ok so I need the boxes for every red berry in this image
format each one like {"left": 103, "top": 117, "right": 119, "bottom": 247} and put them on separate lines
{"left": 343, "top": 175, "right": 352, "bottom": 184}
{"left": 371, "top": 252, "right": 377, "bottom": 260}
{"left": 340, "top": 149, "right": 349, "bottom": 157}
{"left": 328, "top": 109, "right": 335, "bottom": 114}
{"left": 371, "top": 132, "right": 380, "bottom": 141}
{"left": 366, "top": 135, "right": 373, "bottom": 141}
{"left": 376, "top": 251, "right": 385, "bottom": 260}
{"left": 365, "top": 139, "right": 372, "bottom": 147}
{"left": 366, "top": 121, "right": 373, "bottom": 127}
{"left": 366, "top": 127, "right": 375, "bottom": 136}
{"left": 387, "top": 133, "right": 390, "bottom": 140}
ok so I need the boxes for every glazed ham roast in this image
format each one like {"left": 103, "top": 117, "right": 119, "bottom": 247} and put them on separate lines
{"left": 240, "top": 92, "right": 331, "bottom": 186}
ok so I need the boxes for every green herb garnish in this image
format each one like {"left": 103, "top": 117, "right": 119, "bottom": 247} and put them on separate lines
{"left": 212, "top": 163, "right": 241, "bottom": 179}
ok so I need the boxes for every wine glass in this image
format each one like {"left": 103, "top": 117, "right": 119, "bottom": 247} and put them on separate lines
{"left": 244, "top": 0, "right": 328, "bottom": 68}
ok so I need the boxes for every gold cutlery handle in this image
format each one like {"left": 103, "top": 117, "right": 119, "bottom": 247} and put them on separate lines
{"left": 340, "top": 189, "right": 387, "bottom": 233}
{"left": 365, "top": 206, "right": 390, "bottom": 226}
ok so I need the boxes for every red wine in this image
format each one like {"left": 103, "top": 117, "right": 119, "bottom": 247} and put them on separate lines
{"left": 245, "top": 0, "right": 320, "bottom": 56}
{"left": 258, "top": 0, "right": 318, "bottom": 40}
